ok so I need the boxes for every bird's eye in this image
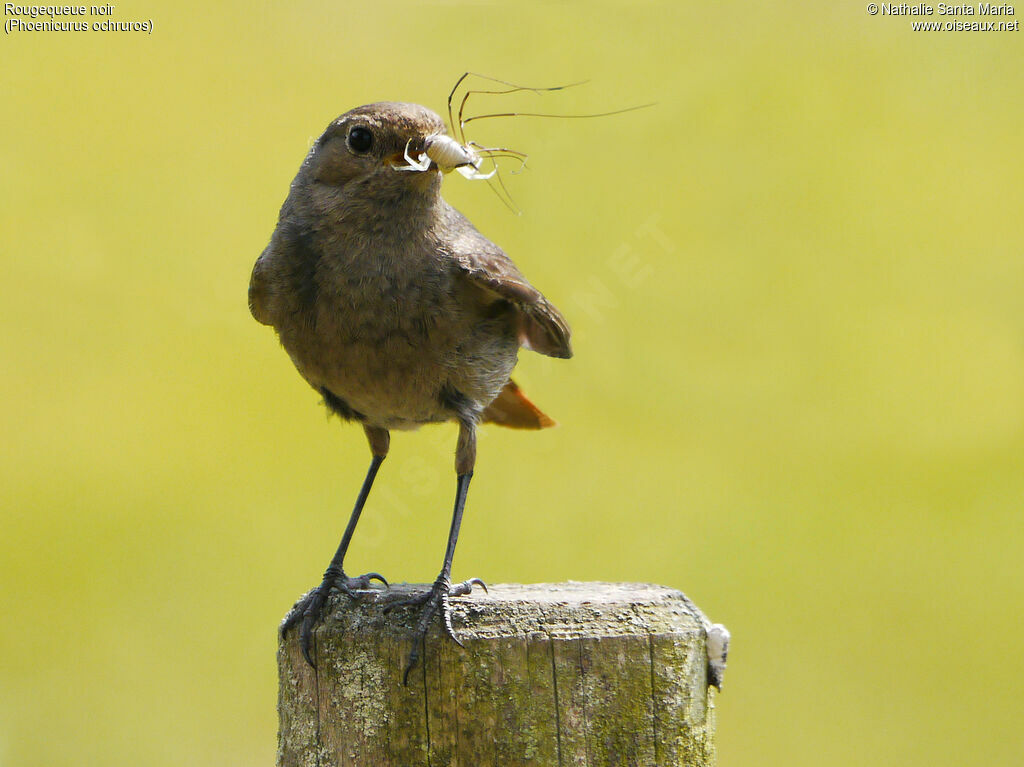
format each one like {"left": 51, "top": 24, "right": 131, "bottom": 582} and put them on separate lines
{"left": 346, "top": 127, "right": 373, "bottom": 154}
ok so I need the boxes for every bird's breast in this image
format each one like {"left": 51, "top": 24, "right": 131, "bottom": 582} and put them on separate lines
{"left": 314, "top": 245, "right": 456, "bottom": 346}
{"left": 268, "top": 230, "right": 518, "bottom": 429}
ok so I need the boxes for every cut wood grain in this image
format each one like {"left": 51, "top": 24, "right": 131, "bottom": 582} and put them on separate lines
{"left": 278, "top": 582, "right": 720, "bottom": 767}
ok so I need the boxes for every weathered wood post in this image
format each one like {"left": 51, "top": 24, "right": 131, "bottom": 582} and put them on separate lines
{"left": 278, "top": 582, "right": 724, "bottom": 766}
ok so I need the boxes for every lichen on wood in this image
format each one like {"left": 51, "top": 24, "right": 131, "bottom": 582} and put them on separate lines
{"left": 278, "top": 582, "right": 719, "bottom": 767}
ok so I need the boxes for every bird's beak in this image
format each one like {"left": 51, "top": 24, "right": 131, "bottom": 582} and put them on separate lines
{"left": 390, "top": 154, "right": 438, "bottom": 171}
{"left": 389, "top": 137, "right": 438, "bottom": 173}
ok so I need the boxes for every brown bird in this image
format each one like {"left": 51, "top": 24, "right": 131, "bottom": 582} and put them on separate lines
{"left": 249, "top": 102, "right": 571, "bottom": 680}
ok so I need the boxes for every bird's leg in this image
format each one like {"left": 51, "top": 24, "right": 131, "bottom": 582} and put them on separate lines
{"left": 282, "top": 426, "right": 390, "bottom": 667}
{"left": 391, "top": 420, "right": 487, "bottom": 684}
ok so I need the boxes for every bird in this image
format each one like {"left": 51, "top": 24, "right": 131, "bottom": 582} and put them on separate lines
{"left": 249, "top": 101, "right": 572, "bottom": 681}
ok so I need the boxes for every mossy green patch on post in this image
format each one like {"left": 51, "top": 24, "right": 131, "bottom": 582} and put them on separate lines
{"left": 278, "top": 582, "right": 720, "bottom": 766}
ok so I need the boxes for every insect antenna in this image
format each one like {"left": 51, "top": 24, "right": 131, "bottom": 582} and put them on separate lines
{"left": 446, "top": 74, "right": 563, "bottom": 212}
{"left": 447, "top": 72, "right": 587, "bottom": 145}
{"left": 468, "top": 142, "right": 529, "bottom": 172}
{"left": 443, "top": 73, "right": 653, "bottom": 213}
{"left": 484, "top": 162, "right": 523, "bottom": 216}
{"left": 461, "top": 101, "right": 656, "bottom": 129}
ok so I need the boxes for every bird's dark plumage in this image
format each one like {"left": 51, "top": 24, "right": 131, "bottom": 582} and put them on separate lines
{"left": 251, "top": 101, "right": 571, "bottom": 677}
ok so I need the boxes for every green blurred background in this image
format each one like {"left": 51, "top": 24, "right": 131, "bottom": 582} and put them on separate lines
{"left": 3, "top": 2, "right": 1023, "bottom": 765}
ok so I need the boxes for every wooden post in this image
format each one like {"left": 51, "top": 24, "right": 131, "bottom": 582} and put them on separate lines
{"left": 278, "top": 582, "right": 721, "bottom": 767}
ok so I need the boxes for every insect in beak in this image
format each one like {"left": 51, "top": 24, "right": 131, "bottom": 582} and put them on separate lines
{"left": 393, "top": 135, "right": 496, "bottom": 180}
{"left": 389, "top": 140, "right": 434, "bottom": 173}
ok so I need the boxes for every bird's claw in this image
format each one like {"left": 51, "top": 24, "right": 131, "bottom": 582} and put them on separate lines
{"left": 280, "top": 570, "right": 389, "bottom": 668}
{"left": 338, "top": 571, "right": 389, "bottom": 599}
{"left": 387, "top": 576, "right": 487, "bottom": 685}
{"left": 450, "top": 577, "right": 487, "bottom": 597}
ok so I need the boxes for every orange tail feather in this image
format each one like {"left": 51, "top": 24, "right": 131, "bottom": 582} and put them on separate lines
{"left": 482, "top": 379, "right": 556, "bottom": 429}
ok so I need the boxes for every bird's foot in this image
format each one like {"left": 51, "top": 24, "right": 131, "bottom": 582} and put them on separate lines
{"left": 281, "top": 568, "right": 388, "bottom": 667}
{"left": 386, "top": 576, "right": 487, "bottom": 685}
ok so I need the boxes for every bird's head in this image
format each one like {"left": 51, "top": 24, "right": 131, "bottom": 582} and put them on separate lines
{"left": 300, "top": 102, "right": 452, "bottom": 200}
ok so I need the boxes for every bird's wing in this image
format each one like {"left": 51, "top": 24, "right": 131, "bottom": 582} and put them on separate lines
{"left": 445, "top": 208, "right": 572, "bottom": 360}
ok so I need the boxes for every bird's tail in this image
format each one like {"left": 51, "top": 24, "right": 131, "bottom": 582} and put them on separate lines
{"left": 482, "top": 379, "right": 556, "bottom": 429}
